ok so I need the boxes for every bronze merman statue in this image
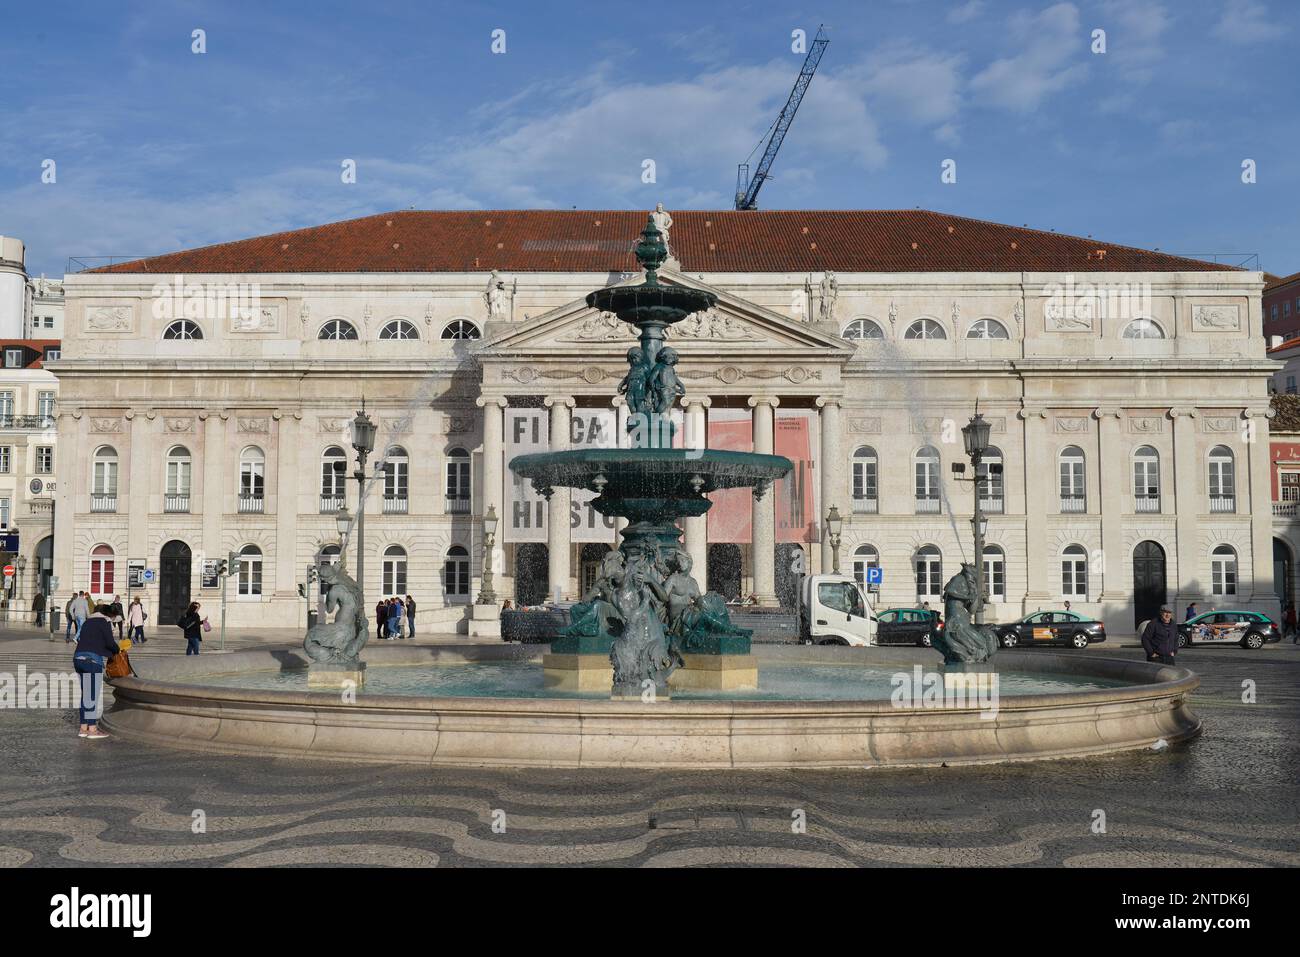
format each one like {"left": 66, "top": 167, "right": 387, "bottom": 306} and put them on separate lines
{"left": 931, "top": 562, "right": 999, "bottom": 665}
{"left": 304, "top": 563, "right": 369, "bottom": 663}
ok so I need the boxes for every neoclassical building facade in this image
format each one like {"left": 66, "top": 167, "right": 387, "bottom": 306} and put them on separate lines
{"left": 51, "top": 209, "right": 1278, "bottom": 632}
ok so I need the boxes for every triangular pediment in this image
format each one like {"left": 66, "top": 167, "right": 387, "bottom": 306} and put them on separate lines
{"left": 476, "top": 269, "right": 854, "bottom": 360}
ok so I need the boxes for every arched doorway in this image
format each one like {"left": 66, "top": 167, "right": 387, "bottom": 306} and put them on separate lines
{"left": 707, "top": 544, "right": 742, "bottom": 601}
{"left": 775, "top": 543, "right": 805, "bottom": 609}
{"left": 1132, "top": 541, "right": 1166, "bottom": 627}
{"left": 1273, "top": 538, "right": 1293, "bottom": 612}
{"left": 515, "top": 543, "right": 549, "bottom": 607}
{"left": 35, "top": 536, "right": 53, "bottom": 599}
{"left": 159, "top": 540, "right": 192, "bottom": 623}
{"left": 579, "top": 543, "right": 611, "bottom": 598}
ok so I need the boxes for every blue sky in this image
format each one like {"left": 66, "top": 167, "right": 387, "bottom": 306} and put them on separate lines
{"left": 2, "top": 0, "right": 1296, "bottom": 277}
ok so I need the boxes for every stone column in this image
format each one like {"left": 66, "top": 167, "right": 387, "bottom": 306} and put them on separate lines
{"left": 748, "top": 396, "right": 780, "bottom": 606}
{"left": 682, "top": 396, "right": 711, "bottom": 579}
{"left": 126, "top": 411, "right": 151, "bottom": 565}
{"left": 51, "top": 412, "right": 79, "bottom": 596}
{"left": 1170, "top": 408, "right": 1200, "bottom": 609}
{"left": 545, "top": 396, "right": 574, "bottom": 600}
{"left": 201, "top": 412, "right": 227, "bottom": 574}
{"left": 1020, "top": 407, "right": 1051, "bottom": 611}
{"left": 1246, "top": 407, "right": 1278, "bottom": 613}
{"left": 273, "top": 413, "right": 300, "bottom": 622}
{"left": 476, "top": 395, "right": 507, "bottom": 581}
{"left": 1094, "top": 408, "right": 1124, "bottom": 627}
{"left": 816, "top": 396, "right": 843, "bottom": 574}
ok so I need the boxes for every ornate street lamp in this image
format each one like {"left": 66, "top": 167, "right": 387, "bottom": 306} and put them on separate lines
{"left": 826, "top": 505, "right": 844, "bottom": 575}
{"left": 477, "top": 504, "right": 500, "bottom": 605}
{"left": 349, "top": 402, "right": 376, "bottom": 604}
{"left": 961, "top": 412, "right": 992, "bottom": 624}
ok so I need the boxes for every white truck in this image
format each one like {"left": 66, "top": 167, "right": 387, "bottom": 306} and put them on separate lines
{"left": 798, "top": 574, "right": 876, "bottom": 646}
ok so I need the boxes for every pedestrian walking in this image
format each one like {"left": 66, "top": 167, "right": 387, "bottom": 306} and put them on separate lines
{"left": 1140, "top": 605, "right": 1179, "bottom": 665}
{"left": 70, "top": 591, "right": 90, "bottom": 642}
{"left": 177, "top": 601, "right": 206, "bottom": 655}
{"left": 74, "top": 603, "right": 118, "bottom": 739}
{"left": 128, "top": 596, "right": 148, "bottom": 643}
{"left": 376, "top": 599, "right": 388, "bottom": 639}
{"left": 387, "top": 598, "right": 403, "bottom": 640}
{"left": 32, "top": 591, "right": 45, "bottom": 628}
{"left": 1285, "top": 602, "right": 1297, "bottom": 643}
{"left": 64, "top": 593, "right": 77, "bottom": 642}
{"left": 109, "top": 594, "right": 125, "bottom": 639}
{"left": 405, "top": 594, "right": 416, "bottom": 638}
{"left": 1063, "top": 600, "right": 1072, "bottom": 614}
{"left": 1185, "top": 601, "right": 1199, "bottom": 622}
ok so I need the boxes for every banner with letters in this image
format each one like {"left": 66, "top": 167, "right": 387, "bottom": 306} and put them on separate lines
{"left": 505, "top": 409, "right": 548, "bottom": 543}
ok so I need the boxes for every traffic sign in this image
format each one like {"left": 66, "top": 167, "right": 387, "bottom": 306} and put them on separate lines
{"left": 142, "top": 569, "right": 157, "bottom": 584}
{"left": 866, "top": 566, "right": 883, "bottom": 585}
{"left": 2, "top": 565, "right": 14, "bottom": 577}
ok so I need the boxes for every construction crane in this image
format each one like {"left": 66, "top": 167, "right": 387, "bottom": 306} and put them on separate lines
{"left": 734, "top": 25, "right": 829, "bottom": 211}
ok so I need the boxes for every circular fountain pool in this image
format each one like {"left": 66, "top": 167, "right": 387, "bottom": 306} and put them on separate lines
{"left": 103, "top": 644, "right": 1202, "bottom": 769}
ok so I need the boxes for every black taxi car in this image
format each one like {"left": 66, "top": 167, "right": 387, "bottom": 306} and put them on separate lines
{"left": 875, "top": 608, "right": 943, "bottom": 647}
{"left": 1176, "top": 610, "right": 1280, "bottom": 650}
{"left": 995, "top": 611, "right": 1107, "bottom": 649}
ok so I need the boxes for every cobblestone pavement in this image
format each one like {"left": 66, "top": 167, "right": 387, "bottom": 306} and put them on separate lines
{"left": 0, "top": 641, "right": 1296, "bottom": 867}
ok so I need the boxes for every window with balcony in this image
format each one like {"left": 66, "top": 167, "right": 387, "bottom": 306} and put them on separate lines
{"left": 914, "top": 446, "right": 940, "bottom": 513}
{"left": 239, "top": 446, "right": 265, "bottom": 512}
{"left": 37, "top": 391, "right": 55, "bottom": 423}
{"left": 1209, "top": 446, "right": 1235, "bottom": 513}
{"left": 977, "top": 447, "right": 1004, "bottom": 513}
{"left": 0, "top": 392, "right": 12, "bottom": 419}
{"left": 91, "top": 446, "right": 117, "bottom": 512}
{"left": 1059, "top": 446, "right": 1085, "bottom": 512}
{"left": 383, "top": 446, "right": 409, "bottom": 514}
{"left": 165, "top": 445, "right": 192, "bottom": 512}
{"left": 1133, "top": 445, "right": 1160, "bottom": 512}
{"left": 446, "top": 448, "right": 471, "bottom": 513}
{"left": 320, "top": 446, "right": 347, "bottom": 512}
{"left": 851, "top": 446, "right": 878, "bottom": 513}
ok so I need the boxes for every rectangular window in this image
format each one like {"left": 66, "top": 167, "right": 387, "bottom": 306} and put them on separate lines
{"left": 914, "top": 461, "right": 938, "bottom": 499}
{"left": 852, "top": 461, "right": 877, "bottom": 500}
{"left": 1286, "top": 301, "right": 1293, "bottom": 318}
{"left": 1274, "top": 305, "right": 1281, "bottom": 321}
{"left": 93, "top": 459, "right": 118, "bottom": 495}
{"left": 1133, "top": 460, "right": 1159, "bottom": 498}
{"left": 983, "top": 556, "right": 1006, "bottom": 599}
{"left": 1209, "top": 460, "right": 1235, "bottom": 498}
{"left": 0, "top": 392, "right": 12, "bottom": 417}
{"left": 241, "top": 462, "right": 265, "bottom": 497}
{"left": 446, "top": 461, "right": 470, "bottom": 499}
{"left": 1282, "top": 473, "right": 1300, "bottom": 502}
{"left": 0, "top": 498, "right": 9, "bottom": 528}
{"left": 0, "top": 447, "right": 10, "bottom": 473}
{"left": 385, "top": 460, "right": 409, "bottom": 498}
{"left": 238, "top": 559, "right": 263, "bottom": 596}
{"left": 1061, "top": 558, "right": 1088, "bottom": 597}
{"left": 37, "top": 391, "right": 55, "bottom": 419}
{"left": 1289, "top": 376, "right": 1297, "bottom": 395}
{"left": 35, "top": 447, "right": 53, "bottom": 474}
{"left": 4, "top": 349, "right": 23, "bottom": 369}
{"left": 1212, "top": 561, "right": 1237, "bottom": 596}
{"left": 43, "top": 348, "right": 60, "bottom": 361}
{"left": 383, "top": 560, "right": 408, "bottom": 595}
{"left": 43, "top": 316, "right": 54, "bottom": 329}
{"left": 166, "top": 459, "right": 191, "bottom": 496}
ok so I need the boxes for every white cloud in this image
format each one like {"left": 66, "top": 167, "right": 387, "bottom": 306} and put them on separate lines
{"left": 970, "top": 2, "right": 1089, "bottom": 112}
{"left": 947, "top": 1, "right": 985, "bottom": 24}
{"left": 1099, "top": 1, "right": 1172, "bottom": 84}
{"left": 854, "top": 44, "right": 965, "bottom": 126}
{"left": 1213, "top": 0, "right": 1283, "bottom": 44}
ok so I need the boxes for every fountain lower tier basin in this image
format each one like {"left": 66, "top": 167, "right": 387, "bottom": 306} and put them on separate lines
{"left": 103, "top": 645, "right": 1202, "bottom": 769}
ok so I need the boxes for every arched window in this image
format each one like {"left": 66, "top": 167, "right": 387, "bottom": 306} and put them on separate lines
{"left": 320, "top": 446, "right": 346, "bottom": 511}
{"left": 446, "top": 447, "right": 470, "bottom": 513}
{"left": 1059, "top": 445, "right": 1085, "bottom": 512}
{"left": 915, "top": 545, "right": 942, "bottom": 599}
{"left": 239, "top": 447, "right": 265, "bottom": 513}
{"left": 1061, "top": 544, "right": 1088, "bottom": 598}
{"left": 91, "top": 445, "right": 118, "bottom": 501}
{"left": 1122, "top": 319, "right": 1165, "bottom": 339}
{"left": 914, "top": 446, "right": 940, "bottom": 512}
{"left": 1209, "top": 445, "right": 1235, "bottom": 513}
{"left": 977, "top": 446, "right": 1004, "bottom": 513}
{"left": 441, "top": 319, "right": 481, "bottom": 340}
{"left": 842, "top": 318, "right": 884, "bottom": 341}
{"left": 904, "top": 318, "right": 947, "bottom": 340}
{"left": 165, "top": 445, "right": 192, "bottom": 512}
{"left": 982, "top": 545, "right": 1006, "bottom": 600}
{"left": 88, "top": 544, "right": 115, "bottom": 596}
{"left": 444, "top": 545, "right": 470, "bottom": 600}
{"left": 852, "top": 446, "right": 878, "bottom": 512}
{"left": 379, "top": 319, "right": 419, "bottom": 340}
{"left": 315, "top": 544, "right": 341, "bottom": 568}
{"left": 853, "top": 544, "right": 879, "bottom": 590}
{"left": 383, "top": 446, "right": 409, "bottom": 513}
{"left": 318, "top": 319, "right": 358, "bottom": 340}
{"left": 237, "top": 544, "right": 263, "bottom": 596}
{"left": 1211, "top": 545, "right": 1237, "bottom": 596}
{"left": 382, "top": 544, "right": 408, "bottom": 595}
{"left": 162, "top": 320, "right": 203, "bottom": 340}
{"left": 967, "top": 318, "right": 1010, "bottom": 339}
{"left": 1133, "top": 445, "right": 1160, "bottom": 511}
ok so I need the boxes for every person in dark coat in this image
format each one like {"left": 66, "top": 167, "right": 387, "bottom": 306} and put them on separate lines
{"left": 109, "top": 594, "right": 125, "bottom": 639}
{"left": 1284, "top": 603, "right": 1297, "bottom": 643}
{"left": 177, "top": 601, "right": 205, "bottom": 655}
{"left": 405, "top": 594, "right": 416, "bottom": 638}
{"left": 375, "top": 600, "right": 387, "bottom": 639}
{"left": 1141, "top": 605, "right": 1179, "bottom": 664}
{"left": 74, "top": 604, "right": 119, "bottom": 738}
{"left": 1185, "top": 601, "right": 1198, "bottom": 622}
{"left": 32, "top": 592, "right": 45, "bottom": 628}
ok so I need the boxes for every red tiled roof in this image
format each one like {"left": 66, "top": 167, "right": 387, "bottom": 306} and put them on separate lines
{"left": 1265, "top": 270, "right": 1300, "bottom": 292}
{"left": 84, "top": 209, "right": 1242, "bottom": 276}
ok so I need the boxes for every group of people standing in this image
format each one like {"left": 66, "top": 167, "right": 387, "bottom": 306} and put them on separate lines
{"left": 60, "top": 593, "right": 149, "bottom": 644}
{"left": 375, "top": 595, "right": 416, "bottom": 640}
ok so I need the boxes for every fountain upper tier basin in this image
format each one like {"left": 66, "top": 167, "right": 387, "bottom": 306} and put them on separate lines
{"left": 585, "top": 283, "right": 717, "bottom": 325}
{"left": 510, "top": 448, "right": 792, "bottom": 499}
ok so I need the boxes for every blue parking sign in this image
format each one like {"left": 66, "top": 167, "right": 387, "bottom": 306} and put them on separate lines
{"left": 866, "top": 566, "right": 883, "bottom": 585}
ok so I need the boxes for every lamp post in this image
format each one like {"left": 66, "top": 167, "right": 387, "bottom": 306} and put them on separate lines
{"left": 15, "top": 555, "right": 25, "bottom": 624}
{"left": 334, "top": 506, "right": 351, "bottom": 572}
{"left": 961, "top": 412, "right": 993, "bottom": 625}
{"left": 349, "top": 403, "right": 377, "bottom": 608}
{"left": 825, "top": 505, "right": 844, "bottom": 575}
{"left": 477, "top": 504, "right": 500, "bottom": 605}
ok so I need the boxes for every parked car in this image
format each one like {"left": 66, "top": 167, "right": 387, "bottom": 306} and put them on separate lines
{"left": 1176, "top": 611, "right": 1280, "bottom": 650}
{"left": 996, "top": 611, "right": 1106, "bottom": 649}
{"left": 875, "top": 608, "right": 944, "bottom": 647}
